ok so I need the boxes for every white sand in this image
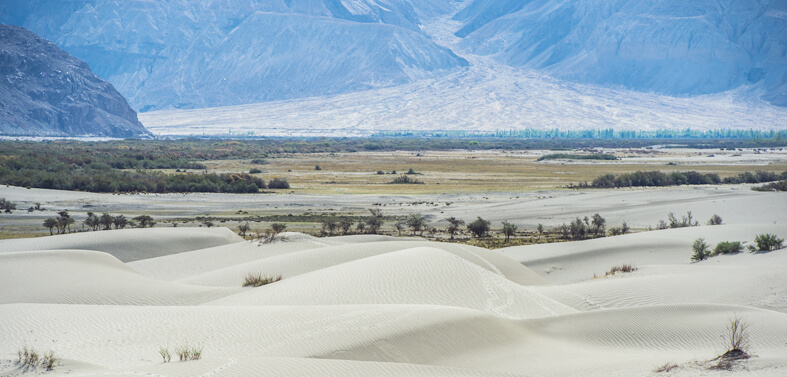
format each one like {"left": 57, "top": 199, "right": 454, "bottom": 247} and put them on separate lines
{"left": 2, "top": 226, "right": 787, "bottom": 376}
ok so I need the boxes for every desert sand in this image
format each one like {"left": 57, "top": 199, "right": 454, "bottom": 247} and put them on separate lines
{"left": 1, "top": 221, "right": 786, "bottom": 376}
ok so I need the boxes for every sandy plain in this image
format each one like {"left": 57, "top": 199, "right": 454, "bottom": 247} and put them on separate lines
{"left": 1, "top": 147, "right": 786, "bottom": 376}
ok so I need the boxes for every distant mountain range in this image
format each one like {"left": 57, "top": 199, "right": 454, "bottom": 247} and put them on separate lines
{"left": 1, "top": 0, "right": 785, "bottom": 137}
{"left": 3, "top": 0, "right": 785, "bottom": 114}
{"left": 454, "top": 0, "right": 787, "bottom": 106}
{"left": 0, "top": 25, "right": 151, "bottom": 138}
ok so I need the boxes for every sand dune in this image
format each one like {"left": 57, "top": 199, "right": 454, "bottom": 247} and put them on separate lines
{"left": 178, "top": 240, "right": 545, "bottom": 287}
{"left": 2, "top": 226, "right": 786, "bottom": 376}
{"left": 0, "top": 250, "right": 235, "bottom": 305}
{"left": 0, "top": 227, "right": 243, "bottom": 262}
{"left": 502, "top": 224, "right": 787, "bottom": 283}
{"left": 205, "top": 247, "right": 566, "bottom": 319}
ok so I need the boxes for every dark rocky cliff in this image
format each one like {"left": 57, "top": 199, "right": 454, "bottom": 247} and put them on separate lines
{"left": 0, "top": 25, "right": 151, "bottom": 137}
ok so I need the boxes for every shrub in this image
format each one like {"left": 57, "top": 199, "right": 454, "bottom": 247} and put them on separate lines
{"left": 17, "top": 346, "right": 57, "bottom": 370}
{"left": 176, "top": 344, "right": 204, "bottom": 361}
{"left": 249, "top": 168, "right": 262, "bottom": 174}
{"left": 501, "top": 221, "right": 517, "bottom": 242}
{"left": 242, "top": 273, "right": 282, "bottom": 287}
{"left": 315, "top": 165, "right": 322, "bottom": 170}
{"left": 724, "top": 315, "right": 750, "bottom": 355}
{"left": 159, "top": 346, "right": 172, "bottom": 363}
{"left": 41, "top": 350, "right": 58, "bottom": 371}
{"left": 376, "top": 170, "right": 385, "bottom": 175}
{"left": 748, "top": 233, "right": 784, "bottom": 252}
{"left": 271, "top": 223, "right": 287, "bottom": 234}
{"left": 707, "top": 214, "right": 723, "bottom": 225}
{"left": 467, "top": 217, "right": 490, "bottom": 238}
{"left": 268, "top": 178, "right": 290, "bottom": 189}
{"left": 605, "top": 264, "right": 637, "bottom": 276}
{"left": 654, "top": 362, "right": 678, "bottom": 373}
{"left": 0, "top": 197, "right": 17, "bottom": 212}
{"left": 691, "top": 238, "right": 710, "bottom": 261}
{"left": 713, "top": 241, "right": 743, "bottom": 255}
{"left": 752, "top": 180, "right": 787, "bottom": 192}
{"left": 389, "top": 175, "right": 423, "bottom": 184}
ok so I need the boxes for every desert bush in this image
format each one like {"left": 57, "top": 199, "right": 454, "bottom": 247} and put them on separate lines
{"left": 713, "top": 241, "right": 743, "bottom": 255}
{"left": 467, "top": 217, "right": 490, "bottom": 238}
{"left": 605, "top": 264, "right": 637, "bottom": 276}
{"left": 242, "top": 273, "right": 283, "bottom": 287}
{"left": 723, "top": 315, "right": 750, "bottom": 355}
{"left": 0, "top": 197, "right": 17, "bottom": 212}
{"left": 707, "top": 214, "right": 723, "bottom": 225}
{"left": 159, "top": 346, "right": 172, "bottom": 363}
{"left": 268, "top": 178, "right": 290, "bottom": 189}
{"left": 315, "top": 165, "right": 322, "bottom": 170}
{"left": 692, "top": 238, "right": 710, "bottom": 261}
{"left": 653, "top": 362, "right": 678, "bottom": 373}
{"left": 389, "top": 175, "right": 423, "bottom": 184}
{"left": 752, "top": 180, "right": 787, "bottom": 192}
{"left": 249, "top": 168, "right": 262, "bottom": 174}
{"left": 17, "top": 346, "right": 57, "bottom": 370}
{"left": 748, "top": 233, "right": 784, "bottom": 252}
{"left": 668, "top": 211, "right": 698, "bottom": 228}
{"left": 41, "top": 350, "right": 58, "bottom": 371}
{"left": 175, "top": 344, "right": 204, "bottom": 361}
{"left": 376, "top": 170, "right": 385, "bottom": 175}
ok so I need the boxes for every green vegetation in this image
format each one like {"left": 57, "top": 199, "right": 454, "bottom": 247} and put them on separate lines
{"left": 555, "top": 213, "right": 607, "bottom": 240}
{"left": 467, "top": 217, "right": 491, "bottom": 238}
{"left": 707, "top": 214, "right": 723, "bottom": 225}
{"left": 537, "top": 153, "right": 619, "bottom": 161}
{"left": 579, "top": 170, "right": 786, "bottom": 188}
{"left": 748, "top": 233, "right": 784, "bottom": 252}
{"left": 501, "top": 221, "right": 517, "bottom": 242}
{"left": 692, "top": 238, "right": 711, "bottom": 261}
{"left": 406, "top": 213, "right": 427, "bottom": 236}
{"left": 0, "top": 197, "right": 17, "bottom": 213}
{"left": 752, "top": 180, "right": 787, "bottom": 191}
{"left": 176, "top": 344, "right": 203, "bottom": 361}
{"left": 713, "top": 241, "right": 743, "bottom": 255}
{"left": 389, "top": 175, "right": 423, "bottom": 184}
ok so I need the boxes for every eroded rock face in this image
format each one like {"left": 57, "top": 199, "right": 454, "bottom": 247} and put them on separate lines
{"left": 455, "top": 0, "right": 787, "bottom": 106}
{"left": 0, "top": 25, "right": 151, "bottom": 138}
{"left": 0, "top": 1, "right": 468, "bottom": 112}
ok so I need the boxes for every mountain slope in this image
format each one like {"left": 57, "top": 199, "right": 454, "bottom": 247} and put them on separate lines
{"left": 0, "top": 0, "right": 467, "bottom": 112}
{"left": 0, "top": 25, "right": 151, "bottom": 138}
{"left": 455, "top": 0, "right": 787, "bottom": 106}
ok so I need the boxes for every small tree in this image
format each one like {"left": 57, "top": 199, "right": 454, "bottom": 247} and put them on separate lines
{"left": 707, "top": 214, "right": 723, "bottom": 225}
{"left": 84, "top": 212, "right": 100, "bottom": 231}
{"left": 43, "top": 218, "right": 57, "bottom": 235}
{"left": 339, "top": 218, "right": 354, "bottom": 235}
{"left": 99, "top": 213, "right": 115, "bottom": 230}
{"left": 203, "top": 220, "right": 214, "bottom": 228}
{"left": 394, "top": 222, "right": 405, "bottom": 236}
{"left": 713, "top": 241, "right": 743, "bottom": 255}
{"left": 133, "top": 215, "right": 155, "bottom": 228}
{"left": 365, "top": 209, "right": 384, "bottom": 234}
{"left": 406, "top": 213, "right": 427, "bottom": 236}
{"left": 271, "top": 223, "right": 287, "bottom": 235}
{"left": 501, "top": 221, "right": 517, "bottom": 242}
{"left": 691, "top": 238, "right": 710, "bottom": 261}
{"left": 321, "top": 217, "right": 338, "bottom": 236}
{"left": 113, "top": 215, "right": 127, "bottom": 229}
{"left": 446, "top": 217, "right": 465, "bottom": 240}
{"left": 238, "top": 223, "right": 250, "bottom": 237}
{"left": 536, "top": 223, "right": 544, "bottom": 236}
{"left": 467, "top": 217, "right": 490, "bottom": 238}
{"left": 590, "top": 213, "right": 606, "bottom": 237}
{"left": 315, "top": 165, "right": 322, "bottom": 171}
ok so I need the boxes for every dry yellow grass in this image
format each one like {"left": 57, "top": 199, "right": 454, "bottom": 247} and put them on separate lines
{"left": 200, "top": 150, "right": 787, "bottom": 195}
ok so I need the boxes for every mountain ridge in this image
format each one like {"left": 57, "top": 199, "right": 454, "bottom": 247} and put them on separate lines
{"left": 0, "top": 25, "right": 151, "bottom": 138}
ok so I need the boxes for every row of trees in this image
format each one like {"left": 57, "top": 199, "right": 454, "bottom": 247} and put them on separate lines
{"left": 42, "top": 211, "right": 155, "bottom": 235}
{"left": 584, "top": 170, "right": 786, "bottom": 189}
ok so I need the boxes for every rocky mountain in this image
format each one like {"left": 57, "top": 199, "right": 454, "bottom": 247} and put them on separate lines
{"left": 2, "top": 0, "right": 785, "bottom": 114}
{"left": 0, "top": 0, "right": 467, "bottom": 112}
{"left": 454, "top": 0, "right": 787, "bottom": 105}
{"left": 0, "top": 25, "right": 151, "bottom": 138}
